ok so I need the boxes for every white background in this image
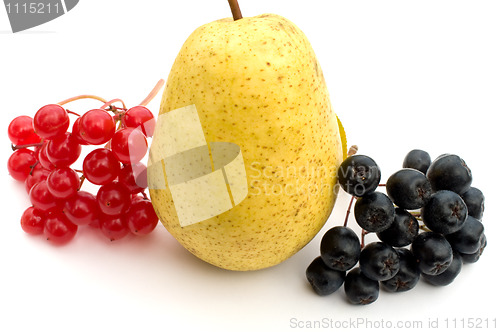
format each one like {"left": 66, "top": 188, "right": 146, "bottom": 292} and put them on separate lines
{"left": 1, "top": 1, "right": 499, "bottom": 331}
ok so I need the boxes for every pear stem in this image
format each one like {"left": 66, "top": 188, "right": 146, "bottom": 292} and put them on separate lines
{"left": 227, "top": 0, "right": 242, "bottom": 20}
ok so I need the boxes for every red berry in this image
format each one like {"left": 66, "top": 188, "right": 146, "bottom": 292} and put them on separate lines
{"left": 20, "top": 206, "right": 46, "bottom": 235}
{"left": 123, "top": 106, "right": 155, "bottom": 137}
{"left": 99, "top": 214, "right": 129, "bottom": 241}
{"left": 71, "top": 117, "right": 89, "bottom": 145}
{"left": 37, "top": 141, "right": 55, "bottom": 170}
{"left": 29, "top": 180, "right": 62, "bottom": 213}
{"left": 44, "top": 212, "right": 77, "bottom": 244}
{"left": 25, "top": 163, "right": 51, "bottom": 193}
{"left": 82, "top": 148, "right": 120, "bottom": 185}
{"left": 79, "top": 109, "right": 115, "bottom": 145}
{"left": 96, "top": 182, "right": 131, "bottom": 216}
{"left": 8, "top": 115, "right": 42, "bottom": 145}
{"left": 118, "top": 163, "right": 147, "bottom": 194}
{"left": 63, "top": 191, "right": 100, "bottom": 226}
{"left": 7, "top": 148, "right": 37, "bottom": 182}
{"left": 47, "top": 167, "right": 80, "bottom": 199}
{"left": 33, "top": 104, "right": 70, "bottom": 139}
{"left": 111, "top": 127, "right": 148, "bottom": 164}
{"left": 125, "top": 199, "right": 158, "bottom": 235}
{"left": 46, "top": 132, "right": 82, "bottom": 167}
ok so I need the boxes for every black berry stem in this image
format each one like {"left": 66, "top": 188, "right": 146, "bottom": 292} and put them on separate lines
{"left": 360, "top": 230, "right": 369, "bottom": 249}
{"left": 343, "top": 195, "right": 356, "bottom": 227}
{"left": 347, "top": 145, "right": 358, "bottom": 156}
{"left": 419, "top": 224, "right": 431, "bottom": 232}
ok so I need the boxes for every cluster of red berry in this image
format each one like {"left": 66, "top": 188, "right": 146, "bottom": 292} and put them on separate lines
{"left": 7, "top": 83, "right": 163, "bottom": 244}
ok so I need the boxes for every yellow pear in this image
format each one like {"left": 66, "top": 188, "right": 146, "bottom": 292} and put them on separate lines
{"left": 148, "top": 11, "right": 344, "bottom": 271}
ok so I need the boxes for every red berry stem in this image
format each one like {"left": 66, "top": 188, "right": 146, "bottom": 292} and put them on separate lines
{"left": 58, "top": 94, "right": 108, "bottom": 106}
{"left": 78, "top": 175, "right": 86, "bottom": 190}
{"left": 29, "top": 160, "right": 39, "bottom": 175}
{"left": 139, "top": 79, "right": 165, "bottom": 106}
{"left": 11, "top": 142, "right": 44, "bottom": 151}
{"left": 100, "top": 98, "right": 127, "bottom": 111}
{"left": 343, "top": 195, "right": 356, "bottom": 227}
{"left": 66, "top": 109, "right": 81, "bottom": 117}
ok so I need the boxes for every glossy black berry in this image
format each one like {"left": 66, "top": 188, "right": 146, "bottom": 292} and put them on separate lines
{"left": 426, "top": 154, "right": 472, "bottom": 194}
{"left": 403, "top": 149, "right": 432, "bottom": 174}
{"left": 461, "top": 234, "right": 487, "bottom": 263}
{"left": 344, "top": 268, "right": 379, "bottom": 305}
{"left": 354, "top": 192, "right": 395, "bottom": 232}
{"left": 421, "top": 190, "right": 468, "bottom": 235}
{"left": 461, "top": 187, "right": 485, "bottom": 220}
{"left": 359, "top": 242, "right": 400, "bottom": 281}
{"left": 386, "top": 168, "right": 432, "bottom": 209}
{"left": 423, "top": 251, "right": 463, "bottom": 286}
{"left": 337, "top": 155, "right": 381, "bottom": 197}
{"left": 381, "top": 248, "right": 420, "bottom": 292}
{"left": 320, "top": 226, "right": 361, "bottom": 271}
{"left": 306, "top": 256, "right": 346, "bottom": 295}
{"left": 446, "top": 215, "right": 484, "bottom": 254}
{"left": 411, "top": 232, "right": 453, "bottom": 275}
{"left": 377, "top": 208, "right": 419, "bottom": 247}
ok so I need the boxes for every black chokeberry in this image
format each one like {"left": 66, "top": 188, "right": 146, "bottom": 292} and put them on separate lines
{"left": 306, "top": 256, "right": 346, "bottom": 296}
{"left": 337, "top": 155, "right": 381, "bottom": 197}
{"left": 421, "top": 190, "right": 468, "bottom": 235}
{"left": 354, "top": 192, "right": 395, "bottom": 232}
{"left": 359, "top": 242, "right": 400, "bottom": 281}
{"left": 411, "top": 232, "right": 453, "bottom": 275}
{"left": 423, "top": 251, "right": 463, "bottom": 286}
{"left": 377, "top": 208, "right": 419, "bottom": 247}
{"left": 446, "top": 215, "right": 484, "bottom": 254}
{"left": 461, "top": 187, "right": 485, "bottom": 220}
{"left": 461, "top": 234, "right": 487, "bottom": 263}
{"left": 320, "top": 226, "right": 360, "bottom": 271}
{"left": 386, "top": 168, "right": 432, "bottom": 209}
{"left": 381, "top": 248, "right": 420, "bottom": 292}
{"left": 402, "top": 149, "right": 431, "bottom": 174}
{"left": 344, "top": 268, "right": 379, "bottom": 305}
{"left": 426, "top": 154, "right": 472, "bottom": 194}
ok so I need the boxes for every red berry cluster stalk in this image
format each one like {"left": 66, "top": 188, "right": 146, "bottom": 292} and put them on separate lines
{"left": 8, "top": 79, "right": 165, "bottom": 244}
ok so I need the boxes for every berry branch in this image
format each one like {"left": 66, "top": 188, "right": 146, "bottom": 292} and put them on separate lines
{"left": 139, "top": 79, "right": 165, "bottom": 107}
{"left": 58, "top": 94, "right": 108, "bottom": 106}
{"left": 8, "top": 79, "right": 164, "bottom": 244}
{"left": 307, "top": 149, "right": 486, "bottom": 305}
{"left": 100, "top": 98, "right": 127, "bottom": 111}
{"left": 343, "top": 195, "right": 355, "bottom": 227}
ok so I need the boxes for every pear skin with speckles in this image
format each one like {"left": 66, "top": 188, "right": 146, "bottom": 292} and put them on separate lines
{"left": 148, "top": 14, "right": 343, "bottom": 271}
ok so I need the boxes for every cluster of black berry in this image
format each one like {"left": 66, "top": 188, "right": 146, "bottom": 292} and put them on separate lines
{"left": 306, "top": 149, "right": 486, "bottom": 305}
